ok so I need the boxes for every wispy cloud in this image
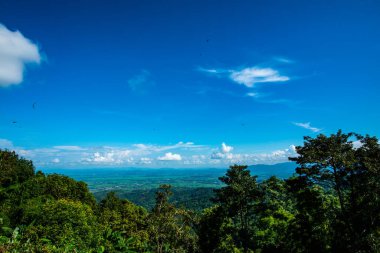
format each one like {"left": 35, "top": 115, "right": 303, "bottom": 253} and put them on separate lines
{"left": 197, "top": 67, "right": 222, "bottom": 74}
{"left": 273, "top": 57, "right": 294, "bottom": 64}
{"left": 293, "top": 122, "right": 321, "bottom": 133}
{"left": 229, "top": 67, "right": 289, "bottom": 88}
{"left": 246, "top": 92, "right": 259, "bottom": 97}
{"left": 199, "top": 66, "right": 289, "bottom": 88}
{"left": 0, "top": 138, "right": 13, "bottom": 149}
{"left": 133, "top": 142, "right": 204, "bottom": 152}
{"left": 0, "top": 24, "right": 41, "bottom": 87}
{"left": 53, "top": 146, "right": 86, "bottom": 151}
{"left": 128, "top": 70, "right": 155, "bottom": 94}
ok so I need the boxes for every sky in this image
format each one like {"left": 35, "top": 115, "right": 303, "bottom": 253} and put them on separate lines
{"left": 0, "top": 0, "right": 379, "bottom": 168}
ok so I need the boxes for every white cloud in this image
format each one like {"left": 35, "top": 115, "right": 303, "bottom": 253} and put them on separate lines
{"left": 293, "top": 122, "right": 321, "bottom": 133}
{"left": 210, "top": 143, "right": 297, "bottom": 164}
{"left": 1, "top": 139, "right": 300, "bottom": 168}
{"left": 139, "top": 157, "right": 152, "bottom": 164}
{"left": 133, "top": 141, "right": 203, "bottom": 153}
{"left": 199, "top": 65, "right": 289, "bottom": 91}
{"left": 85, "top": 149, "right": 133, "bottom": 164}
{"left": 0, "top": 24, "right": 41, "bottom": 87}
{"left": 274, "top": 57, "right": 294, "bottom": 64}
{"left": 210, "top": 152, "right": 224, "bottom": 160}
{"left": 221, "top": 142, "right": 233, "bottom": 153}
{"left": 197, "top": 67, "right": 224, "bottom": 74}
{"left": 211, "top": 142, "right": 233, "bottom": 159}
{"left": 229, "top": 67, "right": 289, "bottom": 88}
{"left": 246, "top": 92, "right": 259, "bottom": 97}
{"left": 0, "top": 138, "right": 13, "bottom": 149}
{"left": 158, "top": 152, "right": 182, "bottom": 161}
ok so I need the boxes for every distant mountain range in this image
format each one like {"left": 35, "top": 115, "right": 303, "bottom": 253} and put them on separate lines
{"left": 248, "top": 162, "right": 297, "bottom": 180}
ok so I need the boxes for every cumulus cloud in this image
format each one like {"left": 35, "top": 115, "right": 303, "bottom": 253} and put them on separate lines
{"left": 158, "top": 152, "right": 182, "bottom": 161}
{"left": 210, "top": 143, "right": 298, "bottom": 164}
{"left": 293, "top": 122, "right": 321, "bottom": 133}
{"left": 211, "top": 142, "right": 234, "bottom": 159}
{"left": 85, "top": 149, "right": 133, "bottom": 164}
{"left": 0, "top": 24, "right": 41, "bottom": 87}
{"left": 210, "top": 152, "right": 224, "bottom": 160}
{"left": 221, "top": 142, "right": 233, "bottom": 153}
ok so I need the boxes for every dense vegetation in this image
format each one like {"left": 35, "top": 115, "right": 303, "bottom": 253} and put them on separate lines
{"left": 1, "top": 130, "right": 380, "bottom": 252}
{"left": 94, "top": 187, "right": 215, "bottom": 211}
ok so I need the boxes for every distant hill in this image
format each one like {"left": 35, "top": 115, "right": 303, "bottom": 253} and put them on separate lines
{"left": 248, "top": 162, "right": 297, "bottom": 180}
{"left": 94, "top": 187, "right": 215, "bottom": 211}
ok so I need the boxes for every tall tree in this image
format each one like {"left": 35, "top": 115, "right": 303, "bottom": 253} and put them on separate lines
{"left": 213, "top": 165, "right": 261, "bottom": 252}
{"left": 148, "top": 184, "right": 198, "bottom": 253}
{"left": 289, "top": 130, "right": 380, "bottom": 252}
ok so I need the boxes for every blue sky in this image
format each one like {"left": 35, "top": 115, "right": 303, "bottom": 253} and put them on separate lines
{"left": 0, "top": 0, "right": 379, "bottom": 168}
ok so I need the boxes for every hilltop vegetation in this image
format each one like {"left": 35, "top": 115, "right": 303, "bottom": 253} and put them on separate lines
{"left": 1, "top": 130, "right": 380, "bottom": 252}
{"left": 94, "top": 187, "right": 215, "bottom": 211}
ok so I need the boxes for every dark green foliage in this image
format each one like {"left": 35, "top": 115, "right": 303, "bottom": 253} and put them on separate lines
{"left": 289, "top": 130, "right": 380, "bottom": 252}
{"left": 0, "top": 150, "right": 34, "bottom": 187}
{"left": 20, "top": 173, "right": 97, "bottom": 206}
{"left": 22, "top": 199, "right": 101, "bottom": 250}
{"left": 98, "top": 192, "right": 149, "bottom": 251}
{"left": 212, "top": 165, "right": 261, "bottom": 252}
{"left": 253, "top": 176, "right": 295, "bottom": 252}
{"left": 94, "top": 187, "right": 215, "bottom": 211}
{"left": 148, "top": 185, "right": 198, "bottom": 253}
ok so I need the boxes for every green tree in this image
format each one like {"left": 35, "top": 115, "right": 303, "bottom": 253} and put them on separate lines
{"left": 253, "top": 176, "right": 295, "bottom": 252}
{"left": 148, "top": 184, "right": 198, "bottom": 253}
{"left": 289, "top": 130, "right": 380, "bottom": 252}
{"left": 212, "top": 165, "right": 261, "bottom": 252}
{"left": 198, "top": 205, "right": 241, "bottom": 253}
{"left": 98, "top": 192, "right": 149, "bottom": 252}
{"left": 22, "top": 198, "right": 101, "bottom": 251}
{"left": 0, "top": 150, "right": 34, "bottom": 188}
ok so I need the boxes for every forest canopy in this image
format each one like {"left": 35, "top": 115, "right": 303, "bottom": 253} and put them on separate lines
{"left": 0, "top": 130, "right": 380, "bottom": 252}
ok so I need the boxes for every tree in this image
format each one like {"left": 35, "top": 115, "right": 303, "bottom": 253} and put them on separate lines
{"left": 289, "top": 130, "right": 380, "bottom": 252}
{"left": 98, "top": 192, "right": 149, "bottom": 252}
{"left": 148, "top": 184, "right": 198, "bottom": 253}
{"left": 212, "top": 165, "right": 261, "bottom": 252}
{"left": 0, "top": 150, "right": 34, "bottom": 188}
{"left": 253, "top": 176, "right": 295, "bottom": 252}
{"left": 22, "top": 199, "right": 101, "bottom": 251}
